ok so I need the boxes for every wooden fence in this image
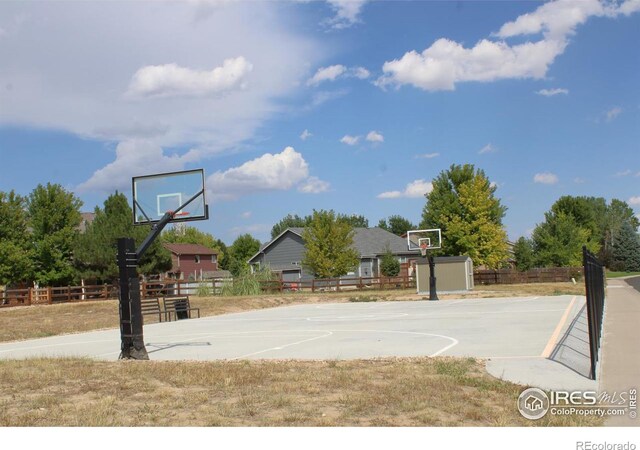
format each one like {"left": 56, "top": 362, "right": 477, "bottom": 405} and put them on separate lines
{"left": 473, "top": 267, "right": 583, "bottom": 285}
{"left": 0, "top": 275, "right": 413, "bottom": 308}
{"left": 259, "top": 275, "right": 416, "bottom": 294}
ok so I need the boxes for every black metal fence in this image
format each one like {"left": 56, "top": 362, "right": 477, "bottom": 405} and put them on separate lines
{"left": 583, "top": 246, "right": 606, "bottom": 380}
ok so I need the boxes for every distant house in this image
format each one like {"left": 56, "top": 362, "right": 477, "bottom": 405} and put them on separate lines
{"left": 247, "top": 227, "right": 418, "bottom": 281}
{"left": 78, "top": 212, "right": 95, "bottom": 233}
{"left": 162, "top": 243, "right": 219, "bottom": 281}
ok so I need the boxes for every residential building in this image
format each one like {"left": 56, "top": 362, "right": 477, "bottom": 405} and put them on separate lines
{"left": 162, "top": 243, "right": 219, "bottom": 281}
{"left": 248, "top": 227, "right": 418, "bottom": 281}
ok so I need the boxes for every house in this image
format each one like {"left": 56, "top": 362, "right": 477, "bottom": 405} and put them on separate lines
{"left": 162, "top": 243, "right": 219, "bottom": 281}
{"left": 78, "top": 212, "right": 95, "bottom": 233}
{"left": 247, "top": 227, "right": 418, "bottom": 281}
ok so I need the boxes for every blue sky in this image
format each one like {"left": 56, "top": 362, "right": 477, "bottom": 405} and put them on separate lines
{"left": 1, "top": 0, "right": 639, "bottom": 245}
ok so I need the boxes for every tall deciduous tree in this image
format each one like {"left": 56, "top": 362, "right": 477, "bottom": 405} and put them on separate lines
{"left": 421, "top": 164, "right": 508, "bottom": 268}
{"left": 378, "top": 215, "right": 416, "bottom": 236}
{"left": 0, "top": 191, "right": 33, "bottom": 285}
{"left": 74, "top": 193, "right": 171, "bottom": 282}
{"left": 301, "top": 210, "right": 360, "bottom": 278}
{"left": 611, "top": 221, "right": 640, "bottom": 272}
{"left": 228, "top": 234, "right": 261, "bottom": 276}
{"left": 271, "top": 214, "right": 309, "bottom": 239}
{"left": 513, "top": 237, "right": 535, "bottom": 272}
{"left": 532, "top": 211, "right": 599, "bottom": 267}
{"left": 28, "top": 183, "right": 83, "bottom": 286}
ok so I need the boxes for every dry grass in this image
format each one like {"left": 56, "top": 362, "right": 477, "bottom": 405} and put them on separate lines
{"left": 0, "top": 356, "right": 601, "bottom": 427}
{"left": 0, "top": 282, "right": 585, "bottom": 343}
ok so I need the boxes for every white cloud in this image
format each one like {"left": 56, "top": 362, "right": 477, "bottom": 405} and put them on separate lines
{"left": 415, "top": 152, "right": 440, "bottom": 159}
{"left": 0, "top": 2, "right": 321, "bottom": 193}
{"left": 620, "top": 0, "right": 640, "bottom": 15}
{"left": 300, "top": 129, "right": 312, "bottom": 140}
{"left": 298, "top": 176, "right": 331, "bottom": 194}
{"left": 352, "top": 67, "right": 370, "bottom": 79}
{"left": 628, "top": 196, "right": 640, "bottom": 206}
{"left": 127, "top": 57, "right": 253, "bottom": 99}
{"left": 324, "top": 0, "right": 369, "bottom": 29}
{"left": 537, "top": 88, "right": 569, "bottom": 96}
{"left": 615, "top": 169, "right": 632, "bottom": 177}
{"left": 208, "top": 147, "right": 310, "bottom": 200}
{"left": 376, "top": 0, "right": 638, "bottom": 91}
{"left": 479, "top": 143, "right": 497, "bottom": 154}
{"left": 307, "top": 65, "right": 347, "bottom": 86}
{"left": 366, "top": 130, "right": 384, "bottom": 143}
{"left": 306, "top": 64, "right": 371, "bottom": 86}
{"left": 340, "top": 135, "right": 360, "bottom": 145}
{"left": 605, "top": 107, "right": 622, "bottom": 122}
{"left": 574, "top": 177, "right": 586, "bottom": 184}
{"left": 241, "top": 211, "right": 252, "bottom": 219}
{"left": 78, "top": 140, "right": 184, "bottom": 192}
{"left": 378, "top": 179, "right": 433, "bottom": 199}
{"left": 207, "top": 146, "right": 328, "bottom": 200}
{"left": 533, "top": 172, "right": 559, "bottom": 185}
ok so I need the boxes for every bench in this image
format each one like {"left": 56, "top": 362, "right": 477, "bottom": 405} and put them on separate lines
{"left": 141, "top": 297, "right": 163, "bottom": 322}
{"left": 163, "top": 296, "right": 200, "bottom": 321}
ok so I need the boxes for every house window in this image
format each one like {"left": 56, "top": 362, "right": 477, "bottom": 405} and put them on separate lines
{"left": 195, "top": 255, "right": 201, "bottom": 264}
{"left": 211, "top": 255, "right": 217, "bottom": 263}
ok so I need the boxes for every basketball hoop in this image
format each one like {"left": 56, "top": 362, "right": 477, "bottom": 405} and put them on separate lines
{"left": 169, "top": 211, "right": 190, "bottom": 219}
{"left": 420, "top": 242, "right": 429, "bottom": 257}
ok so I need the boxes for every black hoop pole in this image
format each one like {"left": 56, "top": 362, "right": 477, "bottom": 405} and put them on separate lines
{"left": 428, "top": 255, "right": 439, "bottom": 301}
{"left": 117, "top": 212, "right": 175, "bottom": 360}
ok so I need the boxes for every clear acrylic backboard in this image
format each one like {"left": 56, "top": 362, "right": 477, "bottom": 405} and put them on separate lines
{"left": 132, "top": 169, "right": 208, "bottom": 225}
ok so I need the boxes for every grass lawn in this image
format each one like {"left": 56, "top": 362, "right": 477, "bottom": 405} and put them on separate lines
{"left": 0, "top": 282, "right": 599, "bottom": 427}
{"left": 0, "top": 356, "right": 601, "bottom": 426}
{"left": 606, "top": 271, "right": 640, "bottom": 278}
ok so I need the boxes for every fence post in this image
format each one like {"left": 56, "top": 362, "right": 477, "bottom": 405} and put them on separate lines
{"left": 27, "top": 288, "right": 32, "bottom": 306}
{"left": 311, "top": 279, "right": 315, "bottom": 293}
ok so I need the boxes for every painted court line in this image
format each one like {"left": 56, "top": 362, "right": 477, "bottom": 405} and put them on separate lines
{"left": 230, "top": 331, "right": 334, "bottom": 360}
{"left": 541, "top": 295, "right": 577, "bottom": 358}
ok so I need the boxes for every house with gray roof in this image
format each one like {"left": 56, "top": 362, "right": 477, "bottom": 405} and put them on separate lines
{"left": 247, "top": 227, "right": 418, "bottom": 281}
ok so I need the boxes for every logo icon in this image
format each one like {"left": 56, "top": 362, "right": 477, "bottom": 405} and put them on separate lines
{"left": 518, "top": 388, "right": 550, "bottom": 420}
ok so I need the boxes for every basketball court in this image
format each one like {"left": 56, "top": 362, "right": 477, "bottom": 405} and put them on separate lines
{"left": 0, "top": 294, "right": 595, "bottom": 390}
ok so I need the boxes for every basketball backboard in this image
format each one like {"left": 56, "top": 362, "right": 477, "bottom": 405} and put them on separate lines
{"left": 407, "top": 228, "right": 442, "bottom": 251}
{"left": 132, "top": 169, "right": 208, "bottom": 225}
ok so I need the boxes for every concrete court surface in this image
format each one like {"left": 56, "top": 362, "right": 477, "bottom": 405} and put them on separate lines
{"left": 0, "top": 294, "right": 593, "bottom": 390}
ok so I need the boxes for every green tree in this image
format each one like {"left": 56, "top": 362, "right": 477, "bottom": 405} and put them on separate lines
{"left": 228, "top": 234, "right": 261, "bottom": 276}
{"left": 379, "top": 248, "right": 400, "bottom": 277}
{"left": 378, "top": 215, "right": 415, "bottom": 236}
{"left": 301, "top": 210, "right": 360, "bottom": 278}
{"left": 74, "top": 193, "right": 172, "bottom": 282}
{"left": 0, "top": 191, "right": 33, "bottom": 285}
{"left": 602, "top": 199, "right": 640, "bottom": 266}
{"left": 532, "top": 211, "right": 600, "bottom": 267}
{"left": 513, "top": 237, "right": 535, "bottom": 272}
{"left": 421, "top": 164, "right": 508, "bottom": 268}
{"left": 337, "top": 213, "right": 369, "bottom": 228}
{"left": 213, "top": 239, "right": 230, "bottom": 271}
{"left": 28, "top": 183, "right": 83, "bottom": 286}
{"left": 270, "top": 214, "right": 309, "bottom": 239}
{"left": 611, "top": 221, "right": 640, "bottom": 272}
